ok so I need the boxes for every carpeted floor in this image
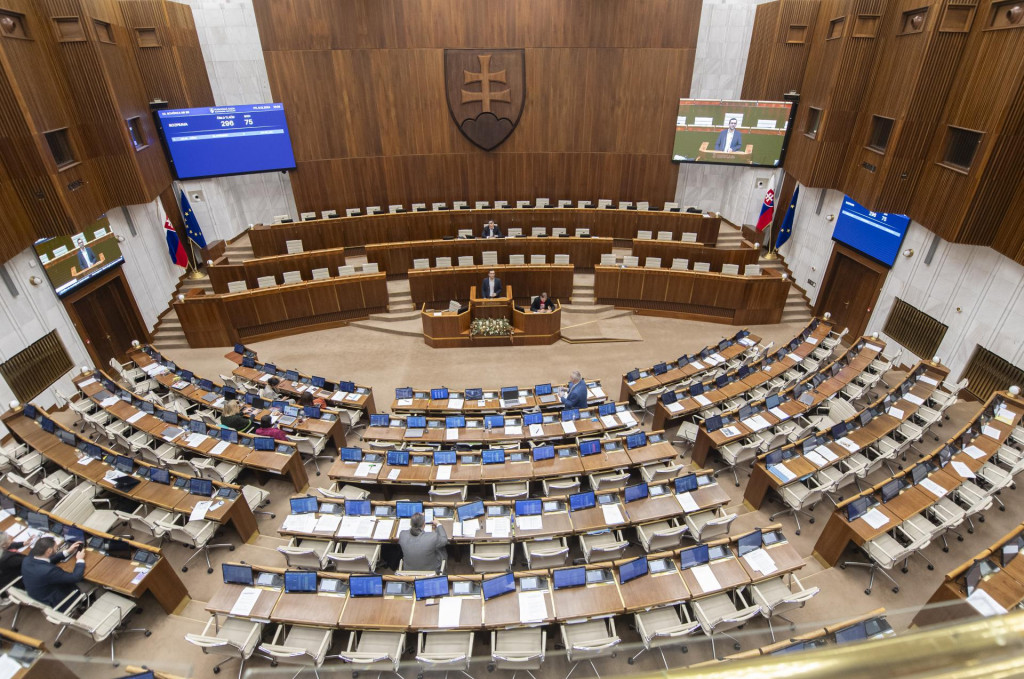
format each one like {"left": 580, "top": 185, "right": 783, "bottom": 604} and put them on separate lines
{"left": 8, "top": 315, "right": 1015, "bottom": 678}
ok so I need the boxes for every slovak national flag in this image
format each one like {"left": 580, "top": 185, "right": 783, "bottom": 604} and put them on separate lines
{"left": 755, "top": 174, "right": 776, "bottom": 232}
{"left": 164, "top": 216, "right": 188, "bottom": 268}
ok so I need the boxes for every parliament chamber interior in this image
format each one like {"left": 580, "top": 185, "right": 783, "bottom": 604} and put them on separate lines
{"left": 0, "top": 0, "right": 1022, "bottom": 678}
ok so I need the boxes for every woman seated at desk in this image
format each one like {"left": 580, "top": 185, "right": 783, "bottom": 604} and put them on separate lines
{"left": 531, "top": 292, "right": 557, "bottom": 312}
{"left": 220, "top": 400, "right": 252, "bottom": 432}
{"left": 298, "top": 390, "right": 327, "bottom": 410}
{"left": 254, "top": 414, "right": 290, "bottom": 442}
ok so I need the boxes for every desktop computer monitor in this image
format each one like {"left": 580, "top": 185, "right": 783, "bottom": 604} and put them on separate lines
{"left": 445, "top": 415, "right": 465, "bottom": 429}
{"left": 674, "top": 474, "right": 698, "bottom": 494}
{"left": 880, "top": 479, "right": 902, "bottom": 503}
{"left": 626, "top": 432, "right": 647, "bottom": 449}
{"left": 222, "top": 563, "right": 254, "bottom": 585}
{"left": 482, "top": 449, "right": 505, "bottom": 465}
{"left": 253, "top": 436, "right": 276, "bottom": 451}
{"left": 149, "top": 467, "right": 170, "bottom": 485}
{"left": 345, "top": 500, "right": 371, "bottom": 516}
{"left": 619, "top": 556, "right": 648, "bottom": 584}
{"left": 846, "top": 496, "right": 872, "bottom": 522}
{"left": 561, "top": 409, "right": 579, "bottom": 421}
{"left": 523, "top": 412, "right": 543, "bottom": 426}
{"left": 434, "top": 451, "right": 456, "bottom": 465}
{"left": 350, "top": 574, "right": 383, "bottom": 597}
{"left": 569, "top": 491, "right": 595, "bottom": 511}
{"left": 340, "top": 448, "right": 362, "bottom": 462}
{"left": 515, "top": 499, "right": 542, "bottom": 516}
{"left": 431, "top": 388, "right": 449, "bottom": 400}
{"left": 834, "top": 621, "right": 868, "bottom": 645}
{"left": 457, "top": 501, "right": 485, "bottom": 522}
{"left": 387, "top": 451, "right": 410, "bottom": 466}
{"left": 26, "top": 511, "right": 49, "bottom": 531}
{"left": 115, "top": 455, "right": 134, "bottom": 474}
{"left": 484, "top": 415, "right": 504, "bottom": 428}
{"left": 535, "top": 383, "right": 553, "bottom": 396}
{"left": 579, "top": 440, "right": 601, "bottom": 456}
{"left": 414, "top": 575, "right": 449, "bottom": 600}
{"left": 482, "top": 572, "right": 516, "bottom": 600}
{"left": 679, "top": 544, "right": 710, "bottom": 569}
{"left": 284, "top": 571, "right": 317, "bottom": 593}
{"left": 407, "top": 416, "right": 426, "bottom": 429}
{"left": 289, "top": 496, "right": 318, "bottom": 514}
{"left": 737, "top": 529, "right": 762, "bottom": 557}
{"left": 464, "top": 388, "right": 483, "bottom": 399}
{"left": 396, "top": 501, "right": 422, "bottom": 518}
{"left": 221, "top": 429, "right": 239, "bottom": 443}
{"left": 624, "top": 483, "right": 649, "bottom": 503}
{"left": 598, "top": 403, "right": 616, "bottom": 416}
{"left": 533, "top": 445, "right": 555, "bottom": 461}
{"left": 395, "top": 387, "right": 414, "bottom": 400}
{"left": 552, "top": 567, "right": 586, "bottom": 590}
{"left": 189, "top": 478, "right": 213, "bottom": 496}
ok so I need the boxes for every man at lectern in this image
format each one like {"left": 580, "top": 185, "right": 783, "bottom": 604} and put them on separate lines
{"left": 482, "top": 269, "right": 503, "bottom": 298}
{"left": 481, "top": 220, "right": 503, "bottom": 238}
{"left": 73, "top": 235, "right": 99, "bottom": 271}
{"left": 559, "top": 371, "right": 588, "bottom": 409}
{"left": 531, "top": 292, "right": 556, "bottom": 312}
{"left": 714, "top": 118, "right": 743, "bottom": 152}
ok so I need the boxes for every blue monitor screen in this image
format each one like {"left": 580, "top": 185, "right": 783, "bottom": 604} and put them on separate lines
{"left": 149, "top": 467, "right": 170, "bottom": 485}
{"left": 524, "top": 412, "right": 543, "bottom": 426}
{"left": 620, "top": 556, "right": 649, "bottom": 584}
{"left": 41, "top": 417, "right": 55, "bottom": 433}
{"left": 26, "top": 511, "right": 48, "bottom": 531}
{"left": 662, "top": 391, "right": 678, "bottom": 405}
{"left": 626, "top": 432, "right": 648, "bottom": 449}
{"left": 679, "top": 544, "right": 710, "bottom": 569}
{"left": 284, "top": 570, "right": 317, "bottom": 593}
{"left": 254, "top": 436, "right": 275, "bottom": 451}
{"left": 273, "top": 401, "right": 289, "bottom": 411}
{"left": 311, "top": 376, "right": 325, "bottom": 388}
{"left": 179, "top": 370, "right": 193, "bottom": 383}
{"left": 189, "top": 419, "right": 206, "bottom": 434}
{"left": 303, "top": 406, "right": 321, "bottom": 419}
{"left": 64, "top": 526, "right": 85, "bottom": 544}
{"left": 407, "top": 416, "right": 426, "bottom": 428}
{"left": 189, "top": 478, "right": 213, "bottom": 496}
{"left": 598, "top": 403, "right": 616, "bottom": 416}
{"left": 484, "top": 415, "right": 505, "bottom": 428}
{"left": 446, "top": 416, "right": 466, "bottom": 429}
{"left": 515, "top": 499, "right": 542, "bottom": 516}
{"left": 653, "top": 362, "right": 668, "bottom": 375}
{"left": 115, "top": 455, "right": 134, "bottom": 473}
{"left": 157, "top": 104, "right": 297, "bottom": 180}
{"left": 337, "top": 380, "right": 356, "bottom": 393}
{"left": 535, "top": 383, "right": 553, "bottom": 395}
{"left": 414, "top": 575, "right": 449, "bottom": 600}
{"left": 569, "top": 491, "right": 595, "bottom": 511}
{"left": 533, "top": 445, "right": 555, "bottom": 461}
{"left": 624, "top": 483, "right": 649, "bottom": 503}
{"left": 846, "top": 496, "right": 872, "bottom": 522}
{"left": 431, "top": 388, "right": 449, "bottom": 400}
{"left": 458, "top": 501, "right": 485, "bottom": 522}
{"left": 831, "top": 195, "right": 911, "bottom": 267}
{"left": 434, "top": 451, "right": 456, "bottom": 465}
{"left": 737, "top": 529, "right": 762, "bottom": 557}
{"left": 23, "top": 404, "right": 37, "bottom": 419}
{"left": 341, "top": 448, "right": 362, "bottom": 462}
{"left": 290, "top": 496, "right": 318, "bottom": 514}
{"left": 222, "top": 563, "right": 253, "bottom": 585}
{"left": 387, "top": 451, "right": 409, "bottom": 466}
{"left": 159, "top": 410, "right": 178, "bottom": 424}
{"left": 370, "top": 414, "right": 390, "bottom": 427}
{"left": 561, "top": 409, "right": 579, "bottom": 421}
{"left": 553, "top": 567, "right": 586, "bottom": 590}
{"left": 465, "top": 388, "right": 483, "bottom": 399}
{"left": 835, "top": 621, "right": 868, "bottom": 645}
{"left": 482, "top": 572, "right": 516, "bottom": 600}
{"left": 350, "top": 574, "right": 383, "bottom": 597}
{"left": 674, "top": 474, "right": 699, "bottom": 494}
{"left": 482, "top": 449, "right": 505, "bottom": 464}
{"left": 579, "top": 440, "right": 601, "bottom": 456}
{"left": 220, "top": 428, "right": 239, "bottom": 443}
{"left": 283, "top": 370, "right": 299, "bottom": 382}
{"left": 500, "top": 387, "right": 519, "bottom": 400}
{"left": 198, "top": 379, "right": 214, "bottom": 391}
{"left": 395, "top": 387, "right": 413, "bottom": 399}
{"left": 242, "top": 356, "right": 255, "bottom": 368}
{"left": 396, "top": 501, "right": 422, "bottom": 518}
{"left": 346, "top": 500, "right": 370, "bottom": 516}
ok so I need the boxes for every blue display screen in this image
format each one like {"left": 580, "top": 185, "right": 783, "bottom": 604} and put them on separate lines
{"left": 832, "top": 195, "right": 911, "bottom": 266}
{"left": 533, "top": 445, "right": 555, "bottom": 461}
{"left": 515, "top": 499, "right": 542, "bottom": 516}
{"left": 553, "top": 567, "right": 586, "bottom": 589}
{"left": 396, "top": 501, "right": 422, "bottom": 518}
{"left": 290, "top": 496, "right": 318, "bottom": 514}
{"left": 458, "top": 501, "right": 485, "bottom": 522}
{"left": 157, "top": 104, "right": 297, "bottom": 179}
{"left": 345, "top": 500, "right": 370, "bottom": 516}
{"left": 569, "top": 491, "right": 595, "bottom": 511}
{"left": 284, "top": 570, "right": 317, "bottom": 593}
{"left": 414, "top": 575, "right": 449, "bottom": 600}
{"left": 350, "top": 575, "right": 383, "bottom": 597}
{"left": 222, "top": 563, "right": 253, "bottom": 585}
{"left": 482, "top": 572, "right": 516, "bottom": 600}
{"left": 619, "top": 556, "right": 648, "bottom": 584}
{"left": 624, "top": 483, "right": 649, "bottom": 503}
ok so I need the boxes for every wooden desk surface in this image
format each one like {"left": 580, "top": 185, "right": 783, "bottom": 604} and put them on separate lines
{"left": 617, "top": 566, "right": 691, "bottom": 610}
{"left": 339, "top": 595, "right": 414, "bottom": 630}
{"left": 272, "top": 592, "right": 347, "bottom": 627}
{"left": 411, "top": 595, "right": 484, "bottom": 630}
{"left": 483, "top": 587, "right": 553, "bottom": 628}
{"left": 738, "top": 541, "right": 804, "bottom": 582}
{"left": 681, "top": 558, "right": 749, "bottom": 598}
{"left": 207, "top": 583, "right": 279, "bottom": 620}
{"left": 878, "top": 486, "right": 933, "bottom": 521}
{"left": 551, "top": 580, "right": 623, "bottom": 621}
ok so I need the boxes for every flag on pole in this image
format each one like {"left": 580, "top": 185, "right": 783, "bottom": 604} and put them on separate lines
{"left": 164, "top": 216, "right": 188, "bottom": 268}
{"left": 179, "top": 189, "right": 207, "bottom": 249}
{"left": 755, "top": 175, "right": 776, "bottom": 232}
{"left": 775, "top": 186, "right": 800, "bottom": 250}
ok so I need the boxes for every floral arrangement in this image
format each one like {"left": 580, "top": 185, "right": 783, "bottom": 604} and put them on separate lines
{"left": 471, "top": 317, "right": 513, "bottom": 337}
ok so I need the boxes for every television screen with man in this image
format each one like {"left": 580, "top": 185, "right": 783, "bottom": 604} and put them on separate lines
{"left": 672, "top": 99, "right": 795, "bottom": 167}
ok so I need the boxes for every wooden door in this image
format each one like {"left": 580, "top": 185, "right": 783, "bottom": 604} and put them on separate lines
{"left": 813, "top": 244, "right": 888, "bottom": 342}
{"left": 63, "top": 269, "right": 150, "bottom": 368}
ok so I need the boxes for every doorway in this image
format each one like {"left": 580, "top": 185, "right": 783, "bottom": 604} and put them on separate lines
{"left": 813, "top": 244, "right": 889, "bottom": 342}
{"left": 63, "top": 268, "right": 150, "bottom": 367}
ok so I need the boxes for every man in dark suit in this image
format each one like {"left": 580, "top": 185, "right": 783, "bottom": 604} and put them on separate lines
{"left": 559, "top": 370, "right": 588, "bottom": 409}
{"left": 397, "top": 513, "right": 448, "bottom": 573}
{"left": 21, "top": 537, "right": 85, "bottom": 609}
{"left": 482, "top": 270, "right": 503, "bottom": 298}
{"left": 531, "top": 292, "right": 557, "bottom": 312}
{"left": 481, "top": 220, "right": 503, "bottom": 238}
{"left": 714, "top": 118, "right": 743, "bottom": 152}
{"left": 73, "top": 235, "right": 99, "bottom": 271}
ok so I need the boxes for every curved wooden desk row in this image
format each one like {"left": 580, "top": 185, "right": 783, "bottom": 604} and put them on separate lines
{"left": 409, "top": 263, "right": 572, "bottom": 308}
{"left": 0, "top": 486, "right": 187, "bottom": 614}
{"left": 129, "top": 348, "right": 353, "bottom": 449}
{"left": 650, "top": 321, "right": 828, "bottom": 426}
{"left": 690, "top": 338, "right": 888, "bottom": 469}
{"left": 206, "top": 525, "right": 802, "bottom": 631}
{"left": 389, "top": 379, "right": 606, "bottom": 415}
{"left": 743, "top": 362, "right": 949, "bottom": 509}
{"left": 281, "top": 471, "right": 726, "bottom": 544}
{"left": 2, "top": 407, "right": 257, "bottom": 542}
{"left": 594, "top": 265, "right": 790, "bottom": 326}
{"left": 362, "top": 401, "right": 641, "bottom": 446}
{"left": 248, "top": 207, "right": 721, "bottom": 258}
{"left": 74, "top": 372, "right": 309, "bottom": 492}
{"left": 812, "top": 390, "right": 1024, "bottom": 570}
{"left": 173, "top": 272, "right": 389, "bottom": 348}
{"left": 327, "top": 434, "right": 674, "bottom": 486}
{"left": 208, "top": 244, "right": 354, "bottom": 294}
{"left": 630, "top": 238, "right": 761, "bottom": 272}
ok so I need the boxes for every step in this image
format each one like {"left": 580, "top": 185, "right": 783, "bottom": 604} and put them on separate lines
{"left": 367, "top": 309, "right": 421, "bottom": 322}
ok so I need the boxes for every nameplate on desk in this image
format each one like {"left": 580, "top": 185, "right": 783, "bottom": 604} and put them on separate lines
{"left": 860, "top": 507, "right": 889, "bottom": 529}
{"left": 126, "top": 411, "right": 146, "bottom": 424}
{"left": 209, "top": 440, "right": 231, "bottom": 456}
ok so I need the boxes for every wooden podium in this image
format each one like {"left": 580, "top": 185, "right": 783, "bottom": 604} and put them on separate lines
{"left": 696, "top": 141, "right": 754, "bottom": 164}
{"left": 421, "top": 284, "right": 561, "bottom": 348}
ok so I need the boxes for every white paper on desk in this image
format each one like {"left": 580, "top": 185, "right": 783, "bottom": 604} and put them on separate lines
{"left": 694, "top": 395, "right": 712, "bottom": 407}
{"left": 487, "top": 516, "right": 512, "bottom": 538}
{"left": 0, "top": 654, "right": 19, "bottom": 679}
{"left": 518, "top": 591, "right": 547, "bottom": 623}
{"left": 601, "top": 504, "right": 625, "bottom": 525}
{"left": 861, "top": 508, "right": 890, "bottom": 529}
{"left": 373, "top": 518, "right": 394, "bottom": 540}
{"left": 836, "top": 437, "right": 860, "bottom": 452}
{"left": 209, "top": 440, "right": 231, "bottom": 456}
{"left": 561, "top": 420, "right": 577, "bottom": 435}
{"left": 708, "top": 353, "right": 725, "bottom": 364}
{"left": 0, "top": 510, "right": 9, "bottom": 522}
{"left": 387, "top": 469, "right": 401, "bottom": 480}
{"left": 920, "top": 375, "right": 938, "bottom": 386}
{"left": 131, "top": 566, "right": 151, "bottom": 585}
{"left": 462, "top": 518, "right": 480, "bottom": 537}
{"left": 282, "top": 513, "right": 317, "bottom": 533}
{"left": 967, "top": 588, "right": 1007, "bottom": 617}
{"left": 355, "top": 461, "right": 380, "bottom": 478}
{"left": 618, "top": 411, "right": 637, "bottom": 427}
{"left": 397, "top": 398, "right": 414, "bottom": 407}
{"left": 982, "top": 425, "right": 1001, "bottom": 440}
{"left": 77, "top": 456, "right": 93, "bottom": 466}
{"left": 315, "top": 514, "right": 342, "bottom": 534}
{"left": 230, "top": 587, "right": 262, "bottom": 617}
{"left": 787, "top": 352, "right": 801, "bottom": 362}
{"left": 951, "top": 461, "right": 976, "bottom": 478}
{"left": 676, "top": 492, "right": 699, "bottom": 513}
{"left": 438, "top": 597, "right": 463, "bottom": 626}
{"left": 815, "top": 445, "right": 839, "bottom": 462}
{"left": 666, "top": 401, "right": 684, "bottom": 414}
{"left": 904, "top": 393, "right": 925, "bottom": 405}
{"left": 4, "top": 524, "right": 23, "bottom": 538}
{"left": 448, "top": 398, "right": 465, "bottom": 410}
{"left": 338, "top": 515, "right": 360, "bottom": 537}
{"left": 505, "top": 425, "right": 523, "bottom": 436}
{"left": 588, "top": 387, "right": 606, "bottom": 400}
{"left": 865, "top": 343, "right": 883, "bottom": 352}
{"left": 436, "top": 465, "right": 452, "bottom": 481}
{"left": 742, "top": 415, "right": 770, "bottom": 432}
{"left": 186, "top": 433, "right": 209, "bottom": 447}
{"left": 126, "top": 411, "right": 146, "bottom": 424}
{"left": 100, "top": 396, "right": 119, "bottom": 407}
{"left": 721, "top": 425, "right": 741, "bottom": 438}
{"left": 964, "top": 445, "right": 986, "bottom": 459}
{"left": 691, "top": 564, "right": 721, "bottom": 592}
{"left": 344, "top": 393, "right": 361, "bottom": 402}
{"left": 213, "top": 398, "right": 225, "bottom": 409}
{"left": 918, "top": 478, "right": 948, "bottom": 498}
{"left": 103, "top": 470, "right": 126, "bottom": 483}
{"left": 258, "top": 374, "right": 271, "bottom": 383}
{"left": 689, "top": 360, "right": 706, "bottom": 370}
{"left": 351, "top": 516, "right": 374, "bottom": 539}
{"left": 529, "top": 424, "right": 545, "bottom": 437}
{"left": 446, "top": 428, "right": 459, "bottom": 441}
{"left": 743, "top": 548, "right": 777, "bottom": 574}
{"left": 331, "top": 391, "right": 349, "bottom": 402}
{"left": 805, "top": 451, "right": 828, "bottom": 468}
{"left": 516, "top": 515, "right": 542, "bottom": 531}
{"left": 190, "top": 501, "right": 212, "bottom": 522}
{"left": 79, "top": 377, "right": 98, "bottom": 387}
{"left": 769, "top": 406, "right": 790, "bottom": 421}
{"left": 397, "top": 518, "right": 412, "bottom": 533}
{"left": 600, "top": 415, "right": 618, "bottom": 427}
{"left": 739, "top": 337, "right": 756, "bottom": 347}
{"left": 768, "top": 463, "right": 796, "bottom": 483}
{"left": 806, "top": 337, "right": 818, "bottom": 345}
{"left": 887, "top": 407, "right": 905, "bottom": 419}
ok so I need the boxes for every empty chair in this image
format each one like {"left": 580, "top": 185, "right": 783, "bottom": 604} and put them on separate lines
{"left": 310, "top": 267, "right": 330, "bottom": 280}
{"left": 278, "top": 537, "right": 334, "bottom": 571}
{"left": 523, "top": 537, "right": 569, "bottom": 569}
{"left": 681, "top": 232, "right": 698, "bottom": 243}
{"left": 750, "top": 574, "right": 819, "bottom": 641}
{"left": 362, "top": 262, "right": 379, "bottom": 273}
{"left": 588, "top": 470, "right": 630, "bottom": 493}
{"left": 600, "top": 253, "right": 617, "bottom": 266}
{"left": 285, "top": 239, "right": 303, "bottom": 254}
{"left": 644, "top": 257, "right": 662, "bottom": 269}
{"left": 242, "top": 485, "right": 274, "bottom": 519}
{"left": 413, "top": 258, "right": 430, "bottom": 269}
{"left": 630, "top": 604, "right": 701, "bottom": 667}
{"left": 684, "top": 507, "right": 737, "bottom": 542}
{"left": 300, "top": 212, "right": 316, "bottom": 221}
{"left": 509, "top": 254, "right": 526, "bottom": 265}
{"left": 769, "top": 482, "right": 822, "bottom": 535}
{"left": 721, "top": 263, "right": 739, "bottom": 275}
{"left": 554, "top": 254, "right": 570, "bottom": 264}
{"left": 561, "top": 619, "right": 620, "bottom": 679}
{"left": 327, "top": 542, "right": 381, "bottom": 572}
{"left": 636, "top": 520, "right": 688, "bottom": 552}
{"left": 552, "top": 227, "right": 567, "bottom": 237}
{"left": 481, "top": 251, "right": 498, "bottom": 266}
{"left": 46, "top": 590, "right": 151, "bottom": 665}
{"left": 338, "top": 265, "right": 356, "bottom": 276}
{"left": 282, "top": 270, "right": 302, "bottom": 284}
{"left": 717, "top": 443, "right": 759, "bottom": 487}
{"left": 743, "top": 264, "right": 762, "bottom": 276}
{"left": 671, "top": 258, "right": 689, "bottom": 270}
{"left": 622, "top": 255, "right": 639, "bottom": 267}
{"left": 575, "top": 228, "right": 590, "bottom": 237}
{"left": 458, "top": 255, "right": 474, "bottom": 266}
{"left": 490, "top": 627, "right": 545, "bottom": 679}
{"left": 637, "top": 230, "right": 653, "bottom": 240}
{"left": 185, "top": 616, "right": 264, "bottom": 679}
{"left": 507, "top": 227, "right": 523, "bottom": 237}
{"left": 841, "top": 531, "right": 912, "bottom": 594}
{"left": 436, "top": 256, "right": 452, "bottom": 268}
{"left": 429, "top": 485, "right": 468, "bottom": 502}
{"left": 541, "top": 477, "right": 580, "bottom": 496}
{"left": 338, "top": 630, "right": 406, "bottom": 678}
{"left": 494, "top": 480, "right": 529, "bottom": 500}
{"left": 531, "top": 227, "right": 546, "bottom": 237}
{"left": 226, "top": 280, "right": 247, "bottom": 293}
{"left": 692, "top": 262, "right": 711, "bottom": 272}
{"left": 530, "top": 254, "right": 546, "bottom": 264}
{"left": 692, "top": 591, "right": 761, "bottom": 657}
{"left": 258, "top": 624, "right": 332, "bottom": 678}
{"left": 657, "top": 231, "right": 673, "bottom": 241}
{"left": 292, "top": 433, "right": 332, "bottom": 475}
{"left": 416, "top": 631, "right": 475, "bottom": 679}
{"left": 256, "top": 275, "right": 277, "bottom": 288}
{"left": 470, "top": 542, "right": 514, "bottom": 573}
{"left": 641, "top": 462, "right": 684, "bottom": 485}
{"left": 579, "top": 530, "right": 629, "bottom": 563}
{"left": 163, "top": 517, "right": 233, "bottom": 573}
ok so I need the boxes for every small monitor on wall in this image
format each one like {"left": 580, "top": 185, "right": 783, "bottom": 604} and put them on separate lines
{"left": 672, "top": 98, "right": 795, "bottom": 168}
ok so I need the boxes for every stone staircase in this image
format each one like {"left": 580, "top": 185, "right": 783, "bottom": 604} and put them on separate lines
{"left": 718, "top": 223, "right": 812, "bottom": 324}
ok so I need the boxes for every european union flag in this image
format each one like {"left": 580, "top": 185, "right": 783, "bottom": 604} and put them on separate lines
{"left": 179, "top": 189, "right": 207, "bottom": 249}
{"left": 775, "top": 186, "right": 800, "bottom": 250}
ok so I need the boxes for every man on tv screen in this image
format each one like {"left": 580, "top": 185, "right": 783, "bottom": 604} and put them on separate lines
{"left": 715, "top": 118, "right": 743, "bottom": 152}
{"left": 71, "top": 235, "right": 102, "bottom": 275}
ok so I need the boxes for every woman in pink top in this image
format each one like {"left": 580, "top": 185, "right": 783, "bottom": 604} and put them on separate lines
{"left": 253, "top": 414, "right": 289, "bottom": 441}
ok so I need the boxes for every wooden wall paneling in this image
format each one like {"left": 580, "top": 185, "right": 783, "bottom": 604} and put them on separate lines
{"left": 163, "top": 1, "right": 213, "bottom": 106}
{"left": 741, "top": 1, "right": 778, "bottom": 99}
{"left": 306, "top": 279, "right": 342, "bottom": 316}
{"left": 279, "top": 285, "right": 314, "bottom": 321}
{"left": 173, "top": 294, "right": 234, "bottom": 347}
{"left": 742, "top": 0, "right": 820, "bottom": 101}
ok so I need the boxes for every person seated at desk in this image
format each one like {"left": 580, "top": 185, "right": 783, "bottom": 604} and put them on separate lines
{"left": 298, "top": 390, "right": 327, "bottom": 410}
{"left": 482, "top": 270, "right": 503, "bottom": 299}
{"left": 482, "top": 220, "right": 503, "bottom": 239}
{"left": 559, "top": 370, "right": 588, "bottom": 410}
{"left": 253, "top": 415, "right": 290, "bottom": 442}
{"left": 258, "top": 376, "right": 281, "bottom": 402}
{"left": 0, "top": 534, "right": 29, "bottom": 587}
{"left": 398, "top": 513, "right": 448, "bottom": 573}
{"left": 531, "top": 292, "right": 557, "bottom": 312}
{"left": 21, "top": 537, "right": 85, "bottom": 610}
{"left": 220, "top": 400, "right": 252, "bottom": 432}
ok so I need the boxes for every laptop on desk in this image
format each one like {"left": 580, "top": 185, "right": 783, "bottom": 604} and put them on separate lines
{"left": 277, "top": 415, "right": 297, "bottom": 426}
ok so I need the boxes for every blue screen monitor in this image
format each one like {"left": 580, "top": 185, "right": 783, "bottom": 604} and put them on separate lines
{"left": 340, "top": 448, "right": 362, "bottom": 462}
{"left": 533, "top": 445, "right": 555, "bottom": 461}
{"left": 625, "top": 369, "right": 641, "bottom": 382}
{"left": 350, "top": 574, "right": 383, "bottom": 597}
{"left": 598, "top": 403, "right": 616, "bottom": 416}
{"left": 911, "top": 463, "right": 929, "bottom": 486}
{"left": 653, "top": 362, "right": 668, "bottom": 375}
{"left": 289, "top": 496, "right": 318, "bottom": 514}
{"left": 222, "top": 563, "right": 254, "bottom": 585}
{"left": 662, "top": 390, "right": 678, "bottom": 405}
{"left": 569, "top": 491, "right": 595, "bottom": 511}
{"left": 523, "top": 412, "right": 543, "bottom": 426}
{"left": 189, "top": 478, "right": 213, "bottom": 496}
{"left": 179, "top": 370, "right": 193, "bottom": 383}
{"left": 159, "top": 409, "right": 178, "bottom": 424}
{"left": 396, "top": 501, "right": 422, "bottom": 518}
{"left": 737, "top": 529, "right": 762, "bottom": 557}
{"left": 242, "top": 356, "right": 256, "bottom": 368}
{"left": 311, "top": 376, "right": 325, "bottom": 388}
{"left": 834, "top": 621, "right": 868, "bottom": 645}
{"left": 619, "top": 556, "right": 649, "bottom": 584}
{"left": 149, "top": 467, "right": 170, "bottom": 485}
{"left": 407, "top": 416, "right": 426, "bottom": 428}
{"left": 115, "top": 455, "right": 134, "bottom": 474}
{"left": 56, "top": 429, "right": 76, "bottom": 446}
{"left": 414, "top": 576, "right": 449, "bottom": 600}
{"left": 303, "top": 406, "right": 321, "bottom": 419}
{"left": 579, "top": 440, "right": 601, "bottom": 456}
{"left": 626, "top": 432, "right": 647, "bottom": 449}
{"left": 345, "top": 500, "right": 370, "bottom": 516}
{"left": 395, "top": 387, "right": 414, "bottom": 399}
{"left": 484, "top": 415, "right": 505, "bottom": 428}
{"left": 387, "top": 451, "right": 410, "bottom": 466}
{"left": 482, "top": 449, "right": 505, "bottom": 464}
{"left": 40, "top": 417, "right": 56, "bottom": 434}
{"left": 457, "top": 501, "right": 485, "bottom": 522}
{"left": 831, "top": 195, "right": 911, "bottom": 267}
{"left": 561, "top": 409, "right": 579, "bottom": 421}
{"left": 272, "top": 400, "right": 289, "bottom": 411}
{"left": 846, "top": 496, "right": 872, "bottom": 522}
{"left": 535, "top": 383, "right": 553, "bottom": 395}
{"left": 254, "top": 436, "right": 275, "bottom": 451}
{"left": 26, "top": 511, "right": 49, "bottom": 531}
{"left": 434, "top": 450, "right": 456, "bottom": 465}
{"left": 337, "top": 380, "right": 356, "bottom": 393}
{"left": 445, "top": 416, "right": 465, "bottom": 429}
{"left": 23, "top": 404, "right": 37, "bottom": 419}
{"left": 284, "top": 570, "right": 317, "bottom": 593}
{"left": 198, "top": 378, "right": 214, "bottom": 391}
{"left": 64, "top": 526, "right": 85, "bottom": 544}
{"left": 553, "top": 567, "right": 586, "bottom": 590}
{"left": 674, "top": 474, "right": 699, "bottom": 494}
{"left": 515, "top": 499, "right": 542, "bottom": 516}
{"left": 679, "top": 544, "right": 710, "bottom": 569}
{"left": 189, "top": 419, "right": 206, "bottom": 434}
{"left": 283, "top": 370, "right": 299, "bottom": 382}
{"left": 482, "top": 573, "right": 516, "bottom": 600}
{"left": 370, "top": 414, "right": 390, "bottom": 427}
{"left": 220, "top": 428, "right": 239, "bottom": 444}
{"left": 624, "top": 482, "right": 649, "bottom": 503}
{"left": 464, "top": 388, "right": 483, "bottom": 399}
{"left": 881, "top": 479, "right": 902, "bottom": 503}
{"left": 431, "top": 388, "right": 449, "bottom": 400}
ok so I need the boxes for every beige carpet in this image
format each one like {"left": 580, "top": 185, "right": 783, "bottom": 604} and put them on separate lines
{"left": 9, "top": 318, "right": 1016, "bottom": 679}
